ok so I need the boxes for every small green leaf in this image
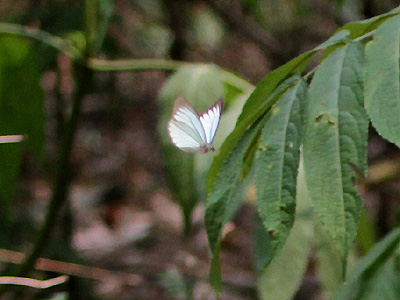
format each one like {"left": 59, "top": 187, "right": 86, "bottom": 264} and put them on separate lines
{"left": 365, "top": 15, "right": 400, "bottom": 148}
{"left": 96, "top": 0, "right": 114, "bottom": 51}
{"left": 336, "top": 6, "right": 400, "bottom": 39}
{"left": 254, "top": 80, "right": 307, "bottom": 266}
{"left": 335, "top": 228, "right": 400, "bottom": 300}
{"left": 161, "top": 269, "right": 193, "bottom": 299}
{"left": 192, "top": 6, "right": 225, "bottom": 50}
{"left": 356, "top": 210, "right": 376, "bottom": 255}
{"left": 205, "top": 117, "right": 265, "bottom": 294}
{"left": 303, "top": 42, "right": 368, "bottom": 261}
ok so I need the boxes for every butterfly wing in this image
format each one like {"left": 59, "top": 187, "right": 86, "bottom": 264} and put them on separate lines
{"left": 167, "top": 98, "right": 208, "bottom": 153}
{"left": 199, "top": 98, "right": 224, "bottom": 144}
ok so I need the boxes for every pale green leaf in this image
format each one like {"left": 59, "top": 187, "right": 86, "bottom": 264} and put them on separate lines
{"left": 254, "top": 80, "right": 307, "bottom": 264}
{"left": 314, "top": 217, "right": 344, "bottom": 298}
{"left": 256, "top": 159, "right": 313, "bottom": 300}
{"left": 303, "top": 42, "right": 368, "bottom": 260}
{"left": 159, "top": 65, "right": 225, "bottom": 233}
{"left": 365, "top": 15, "right": 400, "bottom": 147}
{"left": 193, "top": 6, "right": 225, "bottom": 50}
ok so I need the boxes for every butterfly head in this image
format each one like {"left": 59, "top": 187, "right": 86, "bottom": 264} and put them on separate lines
{"left": 200, "top": 145, "right": 215, "bottom": 153}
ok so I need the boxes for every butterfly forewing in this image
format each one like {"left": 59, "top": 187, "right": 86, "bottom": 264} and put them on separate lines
{"left": 167, "top": 98, "right": 207, "bottom": 152}
{"left": 199, "top": 98, "right": 224, "bottom": 144}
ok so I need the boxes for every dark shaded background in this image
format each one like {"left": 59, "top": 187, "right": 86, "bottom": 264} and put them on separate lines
{"left": 0, "top": 0, "right": 400, "bottom": 299}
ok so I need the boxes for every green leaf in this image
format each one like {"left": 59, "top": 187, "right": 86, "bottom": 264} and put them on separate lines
{"left": 0, "top": 36, "right": 45, "bottom": 222}
{"left": 160, "top": 269, "right": 193, "bottom": 300}
{"left": 254, "top": 80, "right": 307, "bottom": 266}
{"left": 314, "top": 217, "right": 344, "bottom": 298}
{"left": 160, "top": 65, "right": 225, "bottom": 112}
{"left": 238, "top": 30, "right": 350, "bottom": 126}
{"left": 356, "top": 210, "right": 376, "bottom": 255}
{"left": 159, "top": 65, "right": 225, "bottom": 234}
{"left": 96, "top": 0, "right": 114, "bottom": 51}
{"left": 256, "top": 159, "right": 314, "bottom": 300}
{"left": 207, "top": 30, "right": 351, "bottom": 195}
{"left": 205, "top": 117, "right": 265, "bottom": 295}
{"left": 218, "top": 70, "right": 254, "bottom": 105}
{"left": 335, "top": 228, "right": 400, "bottom": 300}
{"left": 364, "top": 15, "right": 400, "bottom": 148}
{"left": 85, "top": 0, "right": 114, "bottom": 54}
{"left": 303, "top": 42, "right": 368, "bottom": 260}
{"left": 207, "top": 75, "right": 301, "bottom": 193}
{"left": 336, "top": 6, "right": 400, "bottom": 39}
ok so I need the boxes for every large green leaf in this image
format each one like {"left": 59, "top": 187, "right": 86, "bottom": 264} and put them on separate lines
{"left": 254, "top": 80, "right": 307, "bottom": 265}
{"left": 365, "top": 15, "right": 400, "bottom": 148}
{"left": 335, "top": 228, "right": 400, "bottom": 300}
{"left": 207, "top": 75, "right": 301, "bottom": 193}
{"left": 207, "top": 30, "right": 351, "bottom": 194}
{"left": 237, "top": 29, "right": 350, "bottom": 126}
{"left": 0, "top": 36, "right": 45, "bottom": 222}
{"left": 256, "top": 158, "right": 313, "bottom": 300}
{"left": 159, "top": 65, "right": 225, "bottom": 234}
{"left": 303, "top": 42, "right": 368, "bottom": 261}
{"left": 205, "top": 117, "right": 266, "bottom": 296}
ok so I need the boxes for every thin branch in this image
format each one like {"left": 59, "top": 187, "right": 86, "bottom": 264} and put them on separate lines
{"left": 0, "top": 249, "right": 141, "bottom": 287}
{"left": 0, "top": 276, "right": 68, "bottom": 289}
{"left": 0, "top": 135, "right": 24, "bottom": 144}
{"left": 0, "top": 248, "right": 255, "bottom": 294}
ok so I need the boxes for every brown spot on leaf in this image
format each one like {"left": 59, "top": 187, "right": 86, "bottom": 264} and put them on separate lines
{"left": 315, "top": 115, "right": 323, "bottom": 122}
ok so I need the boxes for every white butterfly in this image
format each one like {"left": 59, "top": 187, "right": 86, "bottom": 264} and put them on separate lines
{"left": 167, "top": 97, "right": 224, "bottom": 153}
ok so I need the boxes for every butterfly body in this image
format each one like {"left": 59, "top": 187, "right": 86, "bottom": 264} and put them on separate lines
{"left": 167, "top": 97, "right": 224, "bottom": 153}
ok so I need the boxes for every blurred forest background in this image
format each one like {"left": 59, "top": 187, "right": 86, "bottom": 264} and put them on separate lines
{"left": 0, "top": 0, "right": 399, "bottom": 299}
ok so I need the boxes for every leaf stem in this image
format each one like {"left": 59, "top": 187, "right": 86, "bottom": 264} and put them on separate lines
{"left": 0, "top": 23, "right": 81, "bottom": 59}
{"left": 89, "top": 58, "right": 254, "bottom": 93}
{"left": 89, "top": 58, "right": 187, "bottom": 71}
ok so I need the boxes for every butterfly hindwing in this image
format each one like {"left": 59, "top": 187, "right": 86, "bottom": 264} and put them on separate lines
{"left": 199, "top": 98, "right": 224, "bottom": 144}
